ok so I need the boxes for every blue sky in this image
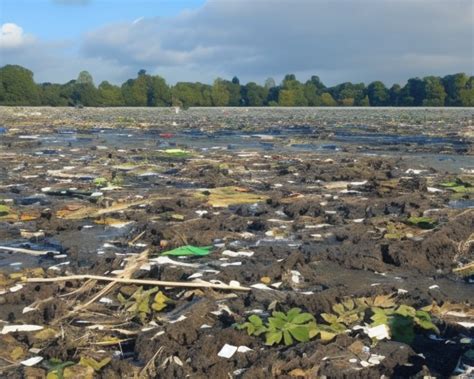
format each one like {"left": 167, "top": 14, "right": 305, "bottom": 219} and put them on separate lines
{"left": 1, "top": 0, "right": 205, "bottom": 40}
{"left": 0, "top": 0, "right": 472, "bottom": 86}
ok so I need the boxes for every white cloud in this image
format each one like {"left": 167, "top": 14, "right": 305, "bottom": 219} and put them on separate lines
{"left": 0, "top": 23, "right": 35, "bottom": 49}
{"left": 79, "top": 0, "right": 473, "bottom": 85}
{"left": 1, "top": 1, "right": 473, "bottom": 85}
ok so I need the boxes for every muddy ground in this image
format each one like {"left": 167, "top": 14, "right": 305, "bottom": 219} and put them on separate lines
{"left": 0, "top": 107, "right": 473, "bottom": 378}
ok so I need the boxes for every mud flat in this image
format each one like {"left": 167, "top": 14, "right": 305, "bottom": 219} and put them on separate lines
{"left": 0, "top": 107, "right": 473, "bottom": 378}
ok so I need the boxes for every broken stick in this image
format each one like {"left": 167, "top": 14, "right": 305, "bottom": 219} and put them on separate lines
{"left": 24, "top": 274, "right": 250, "bottom": 291}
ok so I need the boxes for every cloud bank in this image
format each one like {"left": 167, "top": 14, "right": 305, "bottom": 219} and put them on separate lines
{"left": 1, "top": 0, "right": 473, "bottom": 85}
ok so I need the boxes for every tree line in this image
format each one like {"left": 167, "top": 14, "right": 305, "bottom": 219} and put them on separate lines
{"left": 0, "top": 64, "right": 472, "bottom": 107}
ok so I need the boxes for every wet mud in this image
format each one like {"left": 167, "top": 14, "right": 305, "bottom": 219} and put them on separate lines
{"left": 0, "top": 107, "right": 473, "bottom": 378}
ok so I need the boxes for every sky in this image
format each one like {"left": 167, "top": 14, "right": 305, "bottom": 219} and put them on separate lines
{"left": 0, "top": 0, "right": 472, "bottom": 86}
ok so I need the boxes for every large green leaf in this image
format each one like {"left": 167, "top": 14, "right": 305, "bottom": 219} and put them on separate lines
{"left": 283, "top": 330, "right": 293, "bottom": 345}
{"left": 286, "top": 308, "right": 302, "bottom": 322}
{"left": 289, "top": 325, "right": 310, "bottom": 342}
{"left": 390, "top": 315, "right": 415, "bottom": 344}
{"left": 266, "top": 331, "right": 283, "bottom": 345}
{"left": 292, "top": 313, "right": 315, "bottom": 325}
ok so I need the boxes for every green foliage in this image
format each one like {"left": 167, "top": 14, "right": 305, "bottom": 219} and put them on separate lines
{"left": 236, "top": 314, "right": 267, "bottom": 336}
{"left": 0, "top": 64, "right": 471, "bottom": 107}
{"left": 211, "top": 78, "right": 230, "bottom": 106}
{"left": 0, "top": 65, "right": 40, "bottom": 105}
{"left": 0, "top": 204, "right": 11, "bottom": 216}
{"left": 93, "top": 177, "right": 108, "bottom": 187}
{"left": 236, "top": 308, "right": 317, "bottom": 346}
{"left": 407, "top": 216, "right": 437, "bottom": 229}
{"left": 440, "top": 178, "right": 473, "bottom": 194}
{"left": 266, "top": 308, "right": 316, "bottom": 345}
{"left": 369, "top": 304, "right": 439, "bottom": 344}
{"left": 117, "top": 287, "right": 171, "bottom": 323}
{"left": 43, "top": 358, "right": 75, "bottom": 379}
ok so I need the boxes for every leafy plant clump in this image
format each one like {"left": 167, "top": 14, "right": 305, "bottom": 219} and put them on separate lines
{"left": 370, "top": 304, "right": 439, "bottom": 344}
{"left": 407, "top": 216, "right": 437, "bottom": 229}
{"left": 237, "top": 308, "right": 318, "bottom": 346}
{"left": 117, "top": 286, "right": 171, "bottom": 323}
{"left": 236, "top": 295, "right": 440, "bottom": 347}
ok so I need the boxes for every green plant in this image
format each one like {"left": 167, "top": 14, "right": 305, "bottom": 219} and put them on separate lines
{"left": 236, "top": 308, "right": 318, "bottom": 346}
{"left": 117, "top": 287, "right": 171, "bottom": 323}
{"left": 43, "top": 358, "right": 75, "bottom": 379}
{"left": 266, "top": 308, "right": 317, "bottom": 346}
{"left": 236, "top": 314, "right": 267, "bottom": 336}
{"left": 93, "top": 177, "right": 108, "bottom": 187}
{"left": 407, "top": 216, "right": 437, "bottom": 229}
{"left": 370, "top": 304, "right": 439, "bottom": 344}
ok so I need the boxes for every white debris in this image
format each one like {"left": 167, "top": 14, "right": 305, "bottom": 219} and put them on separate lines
{"left": 291, "top": 270, "right": 302, "bottom": 284}
{"left": 1, "top": 324, "right": 44, "bottom": 334}
{"left": 22, "top": 306, "right": 37, "bottom": 314}
{"left": 367, "top": 324, "right": 390, "bottom": 340}
{"left": 237, "top": 346, "right": 253, "bottom": 353}
{"left": 9, "top": 284, "right": 23, "bottom": 293}
{"left": 250, "top": 283, "right": 273, "bottom": 290}
{"left": 169, "top": 315, "right": 187, "bottom": 324}
{"left": 222, "top": 250, "right": 254, "bottom": 257}
{"left": 218, "top": 344, "right": 238, "bottom": 358}
{"left": 221, "top": 262, "right": 242, "bottom": 267}
{"left": 20, "top": 356, "right": 43, "bottom": 366}
{"left": 148, "top": 256, "right": 199, "bottom": 268}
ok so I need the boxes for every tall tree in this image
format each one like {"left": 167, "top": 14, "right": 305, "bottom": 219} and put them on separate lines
{"left": 98, "top": 81, "right": 124, "bottom": 106}
{"left": 242, "top": 82, "right": 267, "bottom": 106}
{"left": 422, "top": 76, "right": 446, "bottom": 106}
{"left": 389, "top": 84, "right": 401, "bottom": 106}
{"left": 211, "top": 78, "right": 230, "bottom": 106}
{"left": 278, "top": 74, "right": 307, "bottom": 106}
{"left": 399, "top": 78, "right": 425, "bottom": 106}
{"left": 442, "top": 73, "right": 469, "bottom": 106}
{"left": 367, "top": 81, "right": 389, "bottom": 106}
{"left": 0, "top": 65, "right": 40, "bottom": 105}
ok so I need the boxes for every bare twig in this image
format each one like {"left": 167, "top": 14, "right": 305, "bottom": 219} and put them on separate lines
{"left": 25, "top": 275, "right": 250, "bottom": 291}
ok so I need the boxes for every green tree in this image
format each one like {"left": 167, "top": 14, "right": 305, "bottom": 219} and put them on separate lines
{"left": 303, "top": 77, "right": 326, "bottom": 106}
{"left": 77, "top": 70, "right": 94, "bottom": 86}
{"left": 121, "top": 76, "right": 147, "bottom": 106}
{"left": 329, "top": 82, "right": 366, "bottom": 106}
{"left": 320, "top": 92, "right": 337, "bottom": 106}
{"left": 0, "top": 65, "right": 40, "bottom": 105}
{"left": 367, "top": 81, "right": 389, "bottom": 106}
{"left": 242, "top": 82, "right": 267, "bottom": 106}
{"left": 278, "top": 74, "right": 307, "bottom": 106}
{"left": 98, "top": 81, "right": 124, "bottom": 106}
{"left": 389, "top": 84, "right": 401, "bottom": 106}
{"left": 442, "top": 73, "right": 469, "bottom": 106}
{"left": 211, "top": 78, "right": 230, "bottom": 106}
{"left": 459, "top": 76, "right": 474, "bottom": 106}
{"left": 39, "top": 83, "right": 68, "bottom": 106}
{"left": 148, "top": 75, "right": 171, "bottom": 106}
{"left": 225, "top": 77, "right": 242, "bottom": 106}
{"left": 422, "top": 76, "right": 446, "bottom": 106}
{"left": 70, "top": 71, "right": 99, "bottom": 106}
{"left": 399, "top": 78, "right": 424, "bottom": 106}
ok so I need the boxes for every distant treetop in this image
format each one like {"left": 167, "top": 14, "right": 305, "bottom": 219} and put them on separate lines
{"left": 0, "top": 64, "right": 472, "bottom": 107}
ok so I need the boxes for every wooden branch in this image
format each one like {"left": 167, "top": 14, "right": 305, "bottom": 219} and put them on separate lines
{"left": 24, "top": 274, "right": 250, "bottom": 291}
